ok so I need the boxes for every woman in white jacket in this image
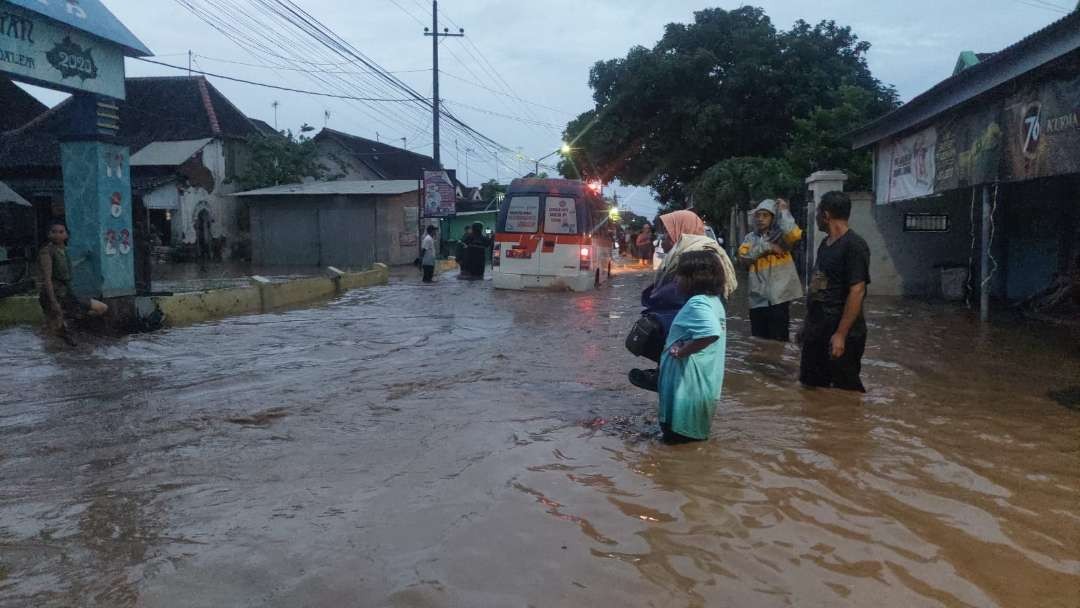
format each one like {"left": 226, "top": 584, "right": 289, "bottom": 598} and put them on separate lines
{"left": 738, "top": 198, "right": 804, "bottom": 342}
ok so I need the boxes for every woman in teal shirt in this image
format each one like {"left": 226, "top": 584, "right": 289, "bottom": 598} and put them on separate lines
{"left": 658, "top": 250, "right": 728, "bottom": 443}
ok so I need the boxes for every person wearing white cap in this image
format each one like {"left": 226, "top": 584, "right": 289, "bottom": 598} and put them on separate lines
{"left": 737, "top": 198, "right": 803, "bottom": 341}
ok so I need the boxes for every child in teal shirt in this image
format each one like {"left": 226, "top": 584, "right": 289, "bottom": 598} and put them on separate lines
{"left": 658, "top": 250, "right": 728, "bottom": 443}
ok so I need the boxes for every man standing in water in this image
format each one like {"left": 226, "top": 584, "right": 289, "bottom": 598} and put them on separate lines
{"left": 738, "top": 198, "right": 803, "bottom": 341}
{"left": 38, "top": 220, "right": 109, "bottom": 344}
{"left": 799, "top": 192, "right": 871, "bottom": 392}
{"left": 420, "top": 225, "right": 437, "bottom": 283}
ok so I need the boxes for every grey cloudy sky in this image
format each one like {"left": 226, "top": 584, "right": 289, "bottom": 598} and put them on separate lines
{"left": 24, "top": 0, "right": 1071, "bottom": 214}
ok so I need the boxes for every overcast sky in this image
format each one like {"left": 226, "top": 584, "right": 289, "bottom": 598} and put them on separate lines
{"left": 21, "top": 0, "right": 1070, "bottom": 215}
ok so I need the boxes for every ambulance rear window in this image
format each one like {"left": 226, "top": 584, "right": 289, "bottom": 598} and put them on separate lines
{"left": 544, "top": 197, "right": 578, "bottom": 234}
{"left": 504, "top": 196, "right": 540, "bottom": 233}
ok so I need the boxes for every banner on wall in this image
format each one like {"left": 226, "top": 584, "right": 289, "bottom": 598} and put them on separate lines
{"left": 422, "top": 170, "right": 456, "bottom": 218}
{"left": 879, "top": 127, "right": 937, "bottom": 204}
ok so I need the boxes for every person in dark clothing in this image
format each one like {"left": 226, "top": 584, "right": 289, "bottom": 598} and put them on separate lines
{"left": 460, "top": 222, "right": 489, "bottom": 280}
{"left": 38, "top": 220, "right": 108, "bottom": 343}
{"left": 799, "top": 191, "right": 871, "bottom": 392}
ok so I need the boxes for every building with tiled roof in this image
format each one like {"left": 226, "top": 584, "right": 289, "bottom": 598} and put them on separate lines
{"left": 0, "top": 78, "right": 47, "bottom": 132}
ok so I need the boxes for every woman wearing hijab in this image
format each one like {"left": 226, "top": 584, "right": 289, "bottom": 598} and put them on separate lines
{"left": 629, "top": 210, "right": 737, "bottom": 392}
{"left": 738, "top": 198, "right": 803, "bottom": 341}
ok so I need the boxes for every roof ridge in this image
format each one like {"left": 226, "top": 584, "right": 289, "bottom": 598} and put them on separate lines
{"left": 196, "top": 77, "right": 222, "bottom": 136}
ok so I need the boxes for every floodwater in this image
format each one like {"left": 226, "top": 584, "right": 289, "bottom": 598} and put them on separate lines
{"left": 1, "top": 266, "right": 1078, "bottom": 607}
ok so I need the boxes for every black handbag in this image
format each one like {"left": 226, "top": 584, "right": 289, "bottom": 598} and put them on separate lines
{"left": 625, "top": 313, "right": 664, "bottom": 363}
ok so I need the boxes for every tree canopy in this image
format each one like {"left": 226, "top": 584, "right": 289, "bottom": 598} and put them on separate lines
{"left": 236, "top": 124, "right": 326, "bottom": 191}
{"left": 560, "top": 6, "right": 898, "bottom": 221}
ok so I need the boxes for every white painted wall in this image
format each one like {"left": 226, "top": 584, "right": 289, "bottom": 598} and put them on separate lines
{"left": 149, "top": 140, "right": 242, "bottom": 257}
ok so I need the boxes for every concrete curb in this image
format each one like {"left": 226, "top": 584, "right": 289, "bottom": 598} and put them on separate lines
{"left": 0, "top": 264, "right": 390, "bottom": 329}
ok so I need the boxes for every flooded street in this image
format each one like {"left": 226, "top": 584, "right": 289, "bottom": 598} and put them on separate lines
{"left": 1, "top": 267, "right": 1078, "bottom": 607}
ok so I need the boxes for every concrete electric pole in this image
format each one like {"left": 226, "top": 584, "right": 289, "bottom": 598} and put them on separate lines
{"left": 423, "top": 1, "right": 464, "bottom": 169}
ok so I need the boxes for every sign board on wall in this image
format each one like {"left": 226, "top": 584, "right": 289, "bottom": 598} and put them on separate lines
{"left": 422, "top": 171, "right": 456, "bottom": 218}
{"left": 0, "top": 1, "right": 128, "bottom": 98}
{"left": 873, "top": 65, "right": 1080, "bottom": 204}
{"left": 1003, "top": 72, "right": 1080, "bottom": 182}
{"left": 933, "top": 105, "right": 1003, "bottom": 192}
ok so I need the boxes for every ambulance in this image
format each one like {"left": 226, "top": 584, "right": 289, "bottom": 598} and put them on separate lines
{"left": 492, "top": 178, "right": 613, "bottom": 291}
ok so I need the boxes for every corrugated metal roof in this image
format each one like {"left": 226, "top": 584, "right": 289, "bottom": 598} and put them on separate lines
{"left": 233, "top": 180, "right": 421, "bottom": 198}
{"left": 130, "top": 138, "right": 213, "bottom": 167}
{"left": 851, "top": 10, "right": 1080, "bottom": 149}
{"left": 0, "top": 182, "right": 31, "bottom": 207}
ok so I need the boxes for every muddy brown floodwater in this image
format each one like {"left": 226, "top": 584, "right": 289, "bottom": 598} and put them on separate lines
{"left": 1, "top": 267, "right": 1078, "bottom": 607}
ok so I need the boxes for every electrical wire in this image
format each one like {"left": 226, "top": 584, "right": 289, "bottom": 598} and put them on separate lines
{"left": 134, "top": 58, "right": 426, "bottom": 101}
{"left": 175, "top": 0, "right": 527, "bottom": 182}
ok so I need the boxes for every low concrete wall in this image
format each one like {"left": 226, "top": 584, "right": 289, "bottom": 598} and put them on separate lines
{"left": 0, "top": 264, "right": 390, "bottom": 328}
{"left": 153, "top": 286, "right": 262, "bottom": 327}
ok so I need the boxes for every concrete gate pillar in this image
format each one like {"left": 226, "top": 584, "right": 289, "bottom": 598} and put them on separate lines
{"left": 803, "top": 170, "right": 848, "bottom": 288}
{"left": 60, "top": 94, "right": 135, "bottom": 301}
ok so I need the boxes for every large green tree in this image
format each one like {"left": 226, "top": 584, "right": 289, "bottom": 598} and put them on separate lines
{"left": 236, "top": 124, "right": 326, "bottom": 191}
{"left": 560, "top": 6, "right": 898, "bottom": 215}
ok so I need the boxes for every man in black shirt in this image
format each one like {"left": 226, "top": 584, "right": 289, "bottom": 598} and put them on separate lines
{"left": 800, "top": 191, "right": 871, "bottom": 392}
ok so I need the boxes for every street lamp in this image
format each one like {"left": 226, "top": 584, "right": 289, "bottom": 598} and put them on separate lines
{"left": 533, "top": 142, "right": 572, "bottom": 175}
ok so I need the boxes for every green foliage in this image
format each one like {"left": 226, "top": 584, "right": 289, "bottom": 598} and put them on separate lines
{"left": 785, "top": 85, "right": 879, "bottom": 191}
{"left": 479, "top": 179, "right": 507, "bottom": 202}
{"left": 236, "top": 124, "right": 325, "bottom": 191}
{"left": 692, "top": 157, "right": 801, "bottom": 222}
{"left": 561, "top": 7, "right": 898, "bottom": 208}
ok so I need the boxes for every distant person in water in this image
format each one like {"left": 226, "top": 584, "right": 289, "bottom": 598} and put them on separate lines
{"left": 38, "top": 220, "right": 108, "bottom": 344}
{"left": 459, "top": 222, "right": 489, "bottom": 280}
{"left": 421, "top": 225, "right": 437, "bottom": 283}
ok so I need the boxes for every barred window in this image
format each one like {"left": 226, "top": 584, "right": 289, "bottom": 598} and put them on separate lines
{"left": 904, "top": 213, "right": 950, "bottom": 232}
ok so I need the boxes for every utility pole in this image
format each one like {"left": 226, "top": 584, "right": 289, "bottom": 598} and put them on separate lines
{"left": 188, "top": 50, "right": 192, "bottom": 77}
{"left": 465, "top": 147, "right": 474, "bottom": 185}
{"left": 401, "top": 137, "right": 407, "bottom": 151}
{"left": 423, "top": 0, "right": 464, "bottom": 169}
{"left": 271, "top": 101, "right": 279, "bottom": 130}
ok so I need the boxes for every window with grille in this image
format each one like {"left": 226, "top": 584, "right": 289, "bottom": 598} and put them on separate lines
{"left": 904, "top": 213, "right": 950, "bottom": 232}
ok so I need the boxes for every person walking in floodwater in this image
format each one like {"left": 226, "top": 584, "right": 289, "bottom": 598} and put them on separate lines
{"left": 37, "top": 220, "right": 108, "bottom": 345}
{"left": 799, "top": 191, "right": 871, "bottom": 392}
{"left": 635, "top": 224, "right": 654, "bottom": 267}
{"left": 420, "top": 225, "right": 437, "bottom": 283}
{"left": 657, "top": 250, "right": 728, "bottom": 443}
{"left": 459, "top": 222, "right": 489, "bottom": 280}
{"left": 738, "top": 198, "right": 803, "bottom": 341}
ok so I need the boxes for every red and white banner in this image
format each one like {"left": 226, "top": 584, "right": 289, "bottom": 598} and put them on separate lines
{"left": 880, "top": 127, "right": 937, "bottom": 204}
{"left": 422, "top": 170, "right": 456, "bottom": 217}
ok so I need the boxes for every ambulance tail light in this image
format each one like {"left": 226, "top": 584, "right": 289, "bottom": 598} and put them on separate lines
{"left": 493, "top": 244, "right": 501, "bottom": 267}
{"left": 579, "top": 246, "right": 591, "bottom": 270}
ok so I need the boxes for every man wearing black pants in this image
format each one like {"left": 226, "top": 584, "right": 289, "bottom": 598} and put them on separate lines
{"left": 800, "top": 191, "right": 871, "bottom": 392}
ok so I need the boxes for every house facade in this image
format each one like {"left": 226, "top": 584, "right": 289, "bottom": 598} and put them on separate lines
{"left": 850, "top": 11, "right": 1080, "bottom": 314}
{"left": 0, "top": 76, "right": 263, "bottom": 260}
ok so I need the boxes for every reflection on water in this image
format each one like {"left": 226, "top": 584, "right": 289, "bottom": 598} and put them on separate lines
{"left": 1, "top": 267, "right": 1078, "bottom": 607}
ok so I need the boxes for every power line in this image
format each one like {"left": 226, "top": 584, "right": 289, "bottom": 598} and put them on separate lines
{"left": 192, "top": 53, "right": 432, "bottom": 75}
{"left": 134, "top": 58, "right": 425, "bottom": 102}
{"left": 175, "top": 0, "right": 524, "bottom": 182}
{"left": 439, "top": 70, "right": 576, "bottom": 116}
{"left": 1012, "top": 0, "right": 1069, "bottom": 12}
{"left": 441, "top": 99, "right": 560, "bottom": 129}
